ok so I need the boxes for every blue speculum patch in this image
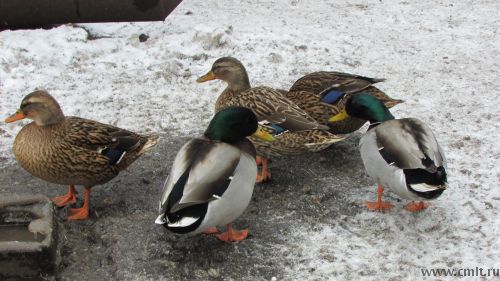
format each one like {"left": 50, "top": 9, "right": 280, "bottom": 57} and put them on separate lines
{"left": 269, "top": 124, "right": 286, "bottom": 135}
{"left": 321, "top": 90, "right": 345, "bottom": 104}
{"left": 102, "top": 148, "right": 126, "bottom": 165}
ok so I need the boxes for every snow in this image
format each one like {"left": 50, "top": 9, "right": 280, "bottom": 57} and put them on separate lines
{"left": 0, "top": 0, "right": 499, "bottom": 280}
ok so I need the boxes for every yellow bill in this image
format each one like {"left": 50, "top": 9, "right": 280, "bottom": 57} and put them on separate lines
{"left": 252, "top": 126, "right": 275, "bottom": 142}
{"left": 328, "top": 109, "right": 348, "bottom": 122}
{"left": 196, "top": 71, "right": 216, "bottom": 83}
{"left": 5, "top": 110, "right": 26, "bottom": 123}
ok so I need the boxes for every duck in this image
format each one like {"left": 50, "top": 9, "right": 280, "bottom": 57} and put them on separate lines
{"left": 196, "top": 57, "right": 344, "bottom": 182}
{"left": 287, "top": 71, "right": 403, "bottom": 134}
{"left": 155, "top": 107, "right": 275, "bottom": 242}
{"left": 5, "top": 90, "right": 159, "bottom": 220}
{"left": 329, "top": 93, "right": 447, "bottom": 212}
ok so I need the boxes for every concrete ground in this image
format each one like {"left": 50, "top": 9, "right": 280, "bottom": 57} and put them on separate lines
{"left": 0, "top": 134, "right": 367, "bottom": 281}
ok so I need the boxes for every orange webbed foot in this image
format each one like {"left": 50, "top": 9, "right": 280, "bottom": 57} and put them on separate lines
{"left": 365, "top": 185, "right": 394, "bottom": 212}
{"left": 215, "top": 224, "right": 248, "bottom": 242}
{"left": 404, "top": 201, "right": 429, "bottom": 212}
{"left": 256, "top": 172, "right": 271, "bottom": 183}
{"left": 51, "top": 185, "right": 77, "bottom": 207}
{"left": 67, "top": 206, "right": 89, "bottom": 221}
{"left": 256, "top": 156, "right": 271, "bottom": 183}
{"left": 67, "top": 186, "right": 91, "bottom": 221}
{"left": 52, "top": 194, "right": 77, "bottom": 207}
{"left": 365, "top": 200, "right": 394, "bottom": 211}
{"left": 202, "top": 227, "right": 219, "bottom": 235}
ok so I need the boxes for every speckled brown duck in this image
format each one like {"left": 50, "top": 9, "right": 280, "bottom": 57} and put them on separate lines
{"left": 5, "top": 90, "right": 159, "bottom": 221}
{"left": 196, "top": 57, "right": 344, "bottom": 182}
{"left": 286, "top": 71, "right": 403, "bottom": 134}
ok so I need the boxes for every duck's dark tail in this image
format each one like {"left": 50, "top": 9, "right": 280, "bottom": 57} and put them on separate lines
{"left": 369, "top": 77, "right": 386, "bottom": 83}
{"left": 405, "top": 166, "right": 447, "bottom": 199}
{"left": 117, "top": 134, "right": 159, "bottom": 170}
{"left": 138, "top": 135, "right": 160, "bottom": 155}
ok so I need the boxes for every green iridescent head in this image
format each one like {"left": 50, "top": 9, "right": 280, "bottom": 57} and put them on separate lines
{"left": 329, "top": 93, "right": 395, "bottom": 124}
{"left": 204, "top": 107, "right": 275, "bottom": 143}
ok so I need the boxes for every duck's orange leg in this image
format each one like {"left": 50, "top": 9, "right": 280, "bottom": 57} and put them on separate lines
{"left": 202, "top": 227, "right": 219, "bottom": 235}
{"left": 404, "top": 201, "right": 429, "bottom": 212}
{"left": 51, "top": 185, "right": 77, "bottom": 207}
{"left": 68, "top": 187, "right": 90, "bottom": 221}
{"left": 216, "top": 224, "right": 248, "bottom": 242}
{"left": 256, "top": 156, "right": 271, "bottom": 183}
{"left": 365, "top": 185, "right": 394, "bottom": 211}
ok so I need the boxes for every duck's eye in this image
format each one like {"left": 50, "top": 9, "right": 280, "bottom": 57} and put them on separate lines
{"left": 21, "top": 101, "right": 31, "bottom": 108}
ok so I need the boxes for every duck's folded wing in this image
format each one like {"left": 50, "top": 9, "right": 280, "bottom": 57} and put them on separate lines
{"left": 290, "top": 71, "right": 385, "bottom": 95}
{"left": 239, "top": 86, "right": 328, "bottom": 131}
{"left": 158, "top": 139, "right": 201, "bottom": 212}
{"left": 65, "top": 117, "right": 143, "bottom": 152}
{"left": 159, "top": 141, "right": 241, "bottom": 214}
{"left": 374, "top": 118, "right": 445, "bottom": 172}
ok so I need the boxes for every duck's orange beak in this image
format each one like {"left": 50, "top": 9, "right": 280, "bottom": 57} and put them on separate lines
{"left": 196, "top": 71, "right": 216, "bottom": 83}
{"left": 5, "top": 110, "right": 26, "bottom": 123}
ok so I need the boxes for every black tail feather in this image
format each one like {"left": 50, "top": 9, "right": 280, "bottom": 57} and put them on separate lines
{"left": 404, "top": 166, "right": 447, "bottom": 185}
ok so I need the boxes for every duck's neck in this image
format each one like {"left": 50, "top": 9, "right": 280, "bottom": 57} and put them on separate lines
{"left": 226, "top": 75, "right": 251, "bottom": 93}
{"left": 367, "top": 109, "right": 395, "bottom": 129}
{"left": 216, "top": 74, "right": 251, "bottom": 112}
{"left": 32, "top": 109, "right": 65, "bottom": 126}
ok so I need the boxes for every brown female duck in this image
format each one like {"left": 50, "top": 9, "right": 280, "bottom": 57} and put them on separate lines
{"left": 197, "top": 57, "right": 344, "bottom": 182}
{"left": 5, "top": 90, "right": 159, "bottom": 220}
{"left": 286, "top": 71, "right": 403, "bottom": 134}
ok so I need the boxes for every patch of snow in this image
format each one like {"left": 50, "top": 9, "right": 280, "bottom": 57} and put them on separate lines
{"left": 0, "top": 0, "right": 498, "bottom": 280}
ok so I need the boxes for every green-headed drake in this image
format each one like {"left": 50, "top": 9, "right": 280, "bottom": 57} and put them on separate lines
{"left": 330, "top": 94, "right": 447, "bottom": 212}
{"left": 196, "top": 57, "right": 344, "bottom": 182}
{"left": 156, "top": 107, "right": 274, "bottom": 242}
{"left": 5, "top": 90, "right": 159, "bottom": 220}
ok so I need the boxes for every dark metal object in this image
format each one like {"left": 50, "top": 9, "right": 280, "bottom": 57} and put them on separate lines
{"left": 0, "top": 0, "right": 182, "bottom": 30}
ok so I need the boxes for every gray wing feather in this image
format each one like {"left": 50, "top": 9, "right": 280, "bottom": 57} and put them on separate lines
{"left": 177, "top": 143, "right": 240, "bottom": 207}
{"left": 159, "top": 140, "right": 242, "bottom": 213}
{"left": 374, "top": 118, "right": 445, "bottom": 171}
{"left": 158, "top": 140, "right": 195, "bottom": 211}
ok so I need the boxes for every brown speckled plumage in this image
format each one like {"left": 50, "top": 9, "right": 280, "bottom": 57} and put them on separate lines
{"left": 10, "top": 91, "right": 159, "bottom": 188}
{"left": 249, "top": 130, "right": 336, "bottom": 158}
{"left": 216, "top": 86, "right": 324, "bottom": 131}
{"left": 287, "top": 71, "right": 403, "bottom": 134}
{"left": 216, "top": 86, "right": 341, "bottom": 157}
{"left": 201, "top": 57, "right": 344, "bottom": 157}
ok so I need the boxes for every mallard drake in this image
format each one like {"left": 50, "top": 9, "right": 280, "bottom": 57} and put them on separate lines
{"left": 329, "top": 93, "right": 447, "bottom": 211}
{"left": 155, "top": 107, "right": 274, "bottom": 242}
{"left": 287, "top": 71, "right": 403, "bottom": 134}
{"left": 5, "top": 90, "right": 159, "bottom": 220}
{"left": 196, "top": 57, "right": 344, "bottom": 182}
